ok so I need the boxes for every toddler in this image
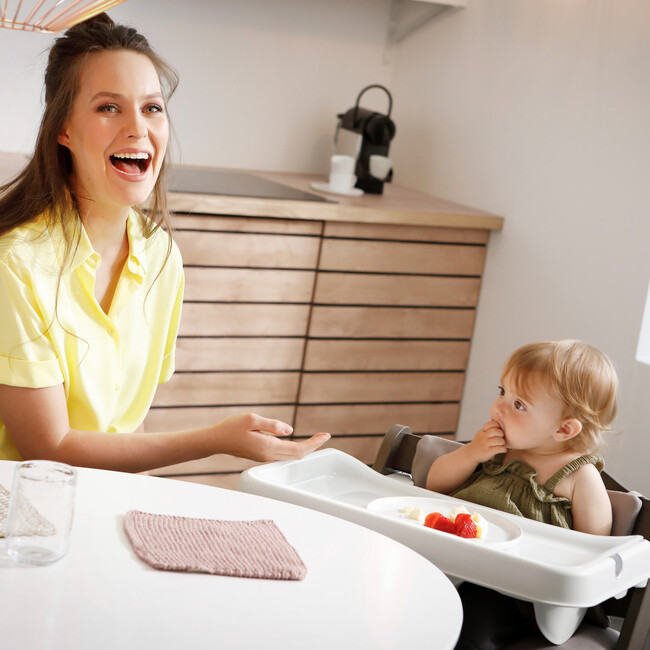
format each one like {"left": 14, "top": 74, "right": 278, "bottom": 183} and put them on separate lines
{"left": 427, "top": 339, "right": 618, "bottom": 535}
{"left": 426, "top": 340, "right": 619, "bottom": 649}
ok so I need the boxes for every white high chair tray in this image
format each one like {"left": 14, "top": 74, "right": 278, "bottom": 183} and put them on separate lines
{"left": 239, "top": 449, "right": 650, "bottom": 644}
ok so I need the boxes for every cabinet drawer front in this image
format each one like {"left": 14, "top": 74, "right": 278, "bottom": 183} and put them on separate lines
{"left": 308, "top": 306, "right": 475, "bottom": 339}
{"left": 144, "top": 405, "right": 295, "bottom": 433}
{"left": 180, "top": 303, "right": 310, "bottom": 336}
{"left": 176, "top": 337, "right": 305, "bottom": 371}
{"left": 294, "top": 403, "right": 459, "bottom": 436}
{"left": 314, "top": 273, "right": 481, "bottom": 307}
{"left": 183, "top": 267, "right": 315, "bottom": 302}
{"left": 303, "top": 340, "right": 470, "bottom": 371}
{"left": 153, "top": 372, "right": 300, "bottom": 406}
{"left": 175, "top": 230, "right": 320, "bottom": 268}
{"left": 299, "top": 372, "right": 465, "bottom": 403}
{"left": 319, "top": 239, "right": 486, "bottom": 275}
{"left": 173, "top": 214, "right": 322, "bottom": 236}
{"left": 323, "top": 221, "right": 489, "bottom": 244}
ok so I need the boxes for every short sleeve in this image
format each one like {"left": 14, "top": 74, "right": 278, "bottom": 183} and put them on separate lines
{"left": 158, "top": 266, "right": 185, "bottom": 384}
{"left": 0, "top": 259, "right": 63, "bottom": 388}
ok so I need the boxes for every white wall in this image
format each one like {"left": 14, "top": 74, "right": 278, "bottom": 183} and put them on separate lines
{"left": 391, "top": 0, "right": 650, "bottom": 493}
{"left": 2, "top": 0, "right": 650, "bottom": 493}
{"left": 0, "top": 0, "right": 394, "bottom": 172}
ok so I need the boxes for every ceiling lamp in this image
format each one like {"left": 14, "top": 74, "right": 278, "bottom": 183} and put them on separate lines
{"left": 1, "top": 0, "right": 127, "bottom": 33}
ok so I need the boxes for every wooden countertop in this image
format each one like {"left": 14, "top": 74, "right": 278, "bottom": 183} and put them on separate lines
{"left": 0, "top": 152, "right": 503, "bottom": 231}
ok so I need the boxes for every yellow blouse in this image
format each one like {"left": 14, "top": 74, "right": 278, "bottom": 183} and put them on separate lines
{"left": 0, "top": 211, "right": 184, "bottom": 460}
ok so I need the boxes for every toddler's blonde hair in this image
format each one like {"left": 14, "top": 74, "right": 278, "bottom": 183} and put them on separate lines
{"left": 502, "top": 340, "right": 618, "bottom": 454}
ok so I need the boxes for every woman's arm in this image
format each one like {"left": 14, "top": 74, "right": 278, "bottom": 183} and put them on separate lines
{"left": 426, "top": 421, "right": 507, "bottom": 494}
{"left": 0, "top": 383, "right": 330, "bottom": 472}
{"left": 568, "top": 464, "right": 612, "bottom": 535}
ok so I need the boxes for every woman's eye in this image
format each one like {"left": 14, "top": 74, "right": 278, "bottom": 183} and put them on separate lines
{"left": 98, "top": 104, "right": 118, "bottom": 113}
{"left": 144, "top": 104, "right": 164, "bottom": 114}
{"left": 514, "top": 400, "right": 526, "bottom": 411}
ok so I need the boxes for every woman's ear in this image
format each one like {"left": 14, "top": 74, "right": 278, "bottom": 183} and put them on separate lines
{"left": 57, "top": 128, "right": 70, "bottom": 147}
{"left": 554, "top": 418, "right": 583, "bottom": 442}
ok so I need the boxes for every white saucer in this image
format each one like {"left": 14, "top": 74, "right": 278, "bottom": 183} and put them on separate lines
{"left": 310, "top": 181, "right": 364, "bottom": 198}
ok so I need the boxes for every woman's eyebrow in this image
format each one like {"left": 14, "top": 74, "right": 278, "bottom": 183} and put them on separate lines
{"left": 90, "top": 91, "right": 164, "bottom": 102}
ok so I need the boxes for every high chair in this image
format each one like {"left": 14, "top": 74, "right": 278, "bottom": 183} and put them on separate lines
{"left": 373, "top": 424, "right": 650, "bottom": 650}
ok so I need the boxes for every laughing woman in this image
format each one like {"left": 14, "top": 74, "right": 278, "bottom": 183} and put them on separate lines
{"left": 0, "top": 14, "right": 330, "bottom": 471}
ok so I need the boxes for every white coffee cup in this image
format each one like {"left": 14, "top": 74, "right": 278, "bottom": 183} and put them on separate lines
{"left": 329, "top": 155, "right": 356, "bottom": 192}
{"left": 369, "top": 155, "right": 392, "bottom": 180}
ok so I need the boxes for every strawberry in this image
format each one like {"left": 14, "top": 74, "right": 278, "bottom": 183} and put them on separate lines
{"left": 424, "top": 512, "right": 457, "bottom": 535}
{"left": 455, "top": 513, "right": 478, "bottom": 538}
{"left": 424, "top": 512, "right": 442, "bottom": 528}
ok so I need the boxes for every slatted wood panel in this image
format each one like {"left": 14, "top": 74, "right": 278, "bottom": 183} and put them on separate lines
{"left": 176, "top": 337, "right": 304, "bottom": 371}
{"left": 180, "top": 303, "right": 310, "bottom": 336}
{"left": 298, "top": 220, "right": 486, "bottom": 441}
{"left": 146, "top": 215, "right": 321, "bottom": 484}
{"left": 299, "top": 372, "right": 465, "bottom": 404}
{"left": 307, "top": 306, "right": 475, "bottom": 339}
{"left": 303, "top": 340, "right": 470, "bottom": 371}
{"left": 294, "top": 403, "right": 460, "bottom": 436}
{"left": 147, "top": 213, "right": 490, "bottom": 485}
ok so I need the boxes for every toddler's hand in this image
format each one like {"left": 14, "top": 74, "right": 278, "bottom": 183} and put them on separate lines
{"left": 467, "top": 420, "right": 507, "bottom": 463}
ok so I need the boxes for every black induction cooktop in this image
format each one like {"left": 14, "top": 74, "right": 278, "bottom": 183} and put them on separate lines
{"left": 168, "top": 166, "right": 330, "bottom": 203}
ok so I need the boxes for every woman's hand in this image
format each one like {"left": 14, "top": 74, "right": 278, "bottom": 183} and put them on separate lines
{"left": 466, "top": 420, "right": 507, "bottom": 464}
{"left": 212, "top": 413, "right": 331, "bottom": 463}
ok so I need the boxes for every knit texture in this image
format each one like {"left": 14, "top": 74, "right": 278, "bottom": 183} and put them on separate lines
{"left": 123, "top": 510, "right": 306, "bottom": 580}
{"left": 0, "top": 483, "right": 56, "bottom": 538}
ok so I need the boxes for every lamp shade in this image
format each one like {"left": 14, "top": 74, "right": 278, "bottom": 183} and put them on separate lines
{"left": 1, "top": 0, "right": 127, "bottom": 33}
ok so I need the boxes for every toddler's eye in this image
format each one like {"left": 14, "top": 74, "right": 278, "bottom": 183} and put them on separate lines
{"left": 498, "top": 385, "right": 505, "bottom": 396}
{"left": 514, "top": 400, "right": 526, "bottom": 411}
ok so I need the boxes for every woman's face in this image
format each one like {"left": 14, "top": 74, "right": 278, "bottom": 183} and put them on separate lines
{"left": 57, "top": 49, "right": 169, "bottom": 219}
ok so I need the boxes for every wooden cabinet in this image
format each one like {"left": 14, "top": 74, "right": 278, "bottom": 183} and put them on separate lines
{"left": 147, "top": 182, "right": 501, "bottom": 488}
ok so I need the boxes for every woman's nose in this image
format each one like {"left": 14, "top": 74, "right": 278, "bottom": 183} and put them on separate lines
{"left": 124, "top": 109, "right": 147, "bottom": 139}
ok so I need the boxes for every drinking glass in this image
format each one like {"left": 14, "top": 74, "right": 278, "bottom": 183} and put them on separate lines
{"left": 5, "top": 460, "right": 77, "bottom": 565}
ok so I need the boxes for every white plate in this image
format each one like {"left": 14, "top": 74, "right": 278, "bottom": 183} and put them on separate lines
{"left": 310, "top": 181, "right": 364, "bottom": 197}
{"left": 367, "top": 496, "right": 523, "bottom": 546}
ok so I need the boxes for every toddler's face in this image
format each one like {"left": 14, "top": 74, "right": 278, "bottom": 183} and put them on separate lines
{"left": 489, "top": 372, "right": 566, "bottom": 453}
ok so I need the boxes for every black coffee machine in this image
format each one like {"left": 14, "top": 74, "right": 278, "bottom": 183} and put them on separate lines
{"left": 335, "top": 84, "right": 396, "bottom": 194}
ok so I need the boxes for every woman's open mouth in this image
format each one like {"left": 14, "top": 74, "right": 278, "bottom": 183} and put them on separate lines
{"left": 110, "top": 152, "right": 152, "bottom": 176}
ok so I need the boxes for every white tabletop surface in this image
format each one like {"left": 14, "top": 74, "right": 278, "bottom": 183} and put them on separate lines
{"left": 0, "top": 460, "right": 462, "bottom": 650}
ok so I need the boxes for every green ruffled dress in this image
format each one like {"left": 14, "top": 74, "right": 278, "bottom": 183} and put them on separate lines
{"left": 449, "top": 454, "right": 604, "bottom": 529}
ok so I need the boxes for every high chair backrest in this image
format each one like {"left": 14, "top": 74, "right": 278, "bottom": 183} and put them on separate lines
{"left": 372, "top": 424, "right": 650, "bottom": 650}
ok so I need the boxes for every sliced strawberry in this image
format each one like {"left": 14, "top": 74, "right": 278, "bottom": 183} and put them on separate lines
{"left": 456, "top": 514, "right": 478, "bottom": 538}
{"left": 424, "top": 512, "right": 457, "bottom": 535}
{"left": 424, "top": 512, "right": 443, "bottom": 528}
{"left": 434, "top": 516, "right": 457, "bottom": 535}
{"left": 454, "top": 513, "right": 472, "bottom": 529}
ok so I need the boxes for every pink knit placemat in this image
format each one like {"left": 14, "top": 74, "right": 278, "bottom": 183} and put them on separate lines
{"left": 123, "top": 510, "right": 306, "bottom": 580}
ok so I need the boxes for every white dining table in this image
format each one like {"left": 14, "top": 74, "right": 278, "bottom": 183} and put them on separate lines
{"left": 0, "top": 460, "right": 462, "bottom": 650}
